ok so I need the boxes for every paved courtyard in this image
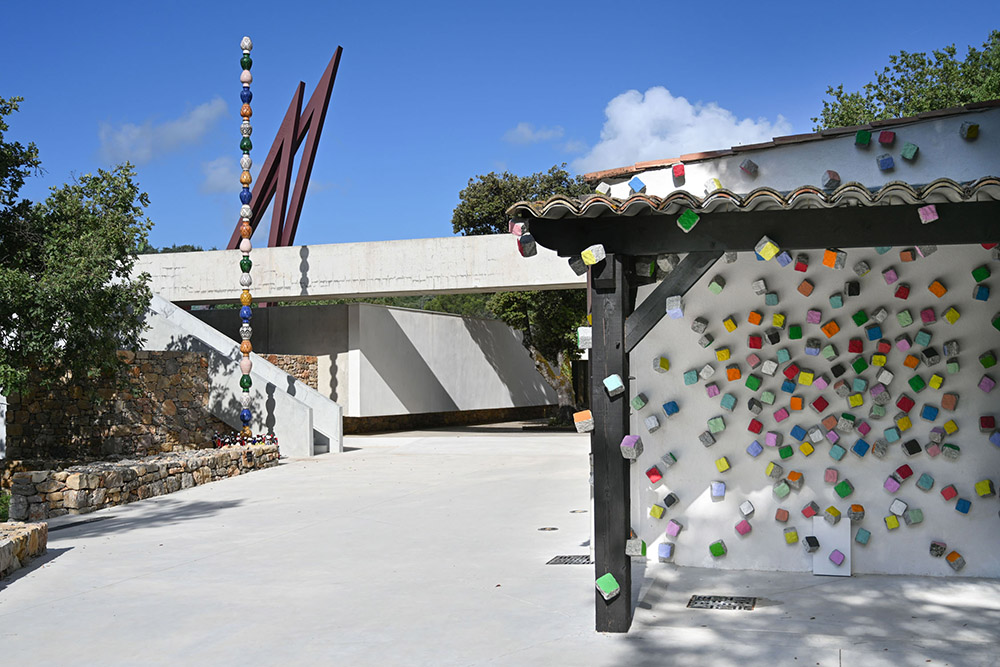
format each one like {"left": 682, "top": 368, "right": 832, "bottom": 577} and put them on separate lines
{"left": 1, "top": 426, "right": 998, "bottom": 665}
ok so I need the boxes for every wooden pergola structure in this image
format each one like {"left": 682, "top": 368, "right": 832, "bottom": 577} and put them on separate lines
{"left": 510, "top": 165, "right": 999, "bottom": 631}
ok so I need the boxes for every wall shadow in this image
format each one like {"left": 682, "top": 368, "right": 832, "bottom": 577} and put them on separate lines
{"left": 462, "top": 317, "right": 556, "bottom": 406}
{"left": 0, "top": 547, "right": 72, "bottom": 593}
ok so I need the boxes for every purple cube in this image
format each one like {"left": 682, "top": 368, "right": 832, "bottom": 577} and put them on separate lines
{"left": 829, "top": 549, "right": 846, "bottom": 566}
{"left": 918, "top": 205, "right": 938, "bottom": 224}
{"left": 980, "top": 375, "right": 996, "bottom": 393}
{"left": 884, "top": 476, "right": 901, "bottom": 493}
{"left": 747, "top": 440, "right": 764, "bottom": 457}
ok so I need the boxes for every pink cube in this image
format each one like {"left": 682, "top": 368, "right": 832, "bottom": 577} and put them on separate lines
{"left": 920, "top": 308, "right": 936, "bottom": 324}
{"left": 856, "top": 421, "right": 871, "bottom": 436}
{"left": 918, "top": 204, "right": 938, "bottom": 224}
{"left": 735, "top": 519, "right": 752, "bottom": 536}
{"left": 824, "top": 467, "right": 839, "bottom": 484}
{"left": 814, "top": 376, "right": 829, "bottom": 390}
{"left": 807, "top": 309, "right": 822, "bottom": 324}
{"left": 884, "top": 476, "right": 901, "bottom": 493}
{"left": 826, "top": 430, "right": 840, "bottom": 444}
{"left": 883, "top": 268, "right": 899, "bottom": 285}
{"left": 706, "top": 383, "right": 721, "bottom": 398}
{"left": 774, "top": 408, "right": 790, "bottom": 422}
{"left": 765, "top": 432, "right": 782, "bottom": 447}
{"left": 926, "top": 443, "right": 942, "bottom": 457}
{"left": 980, "top": 375, "right": 996, "bottom": 393}
{"left": 666, "top": 519, "right": 683, "bottom": 537}
{"left": 829, "top": 549, "right": 846, "bottom": 566}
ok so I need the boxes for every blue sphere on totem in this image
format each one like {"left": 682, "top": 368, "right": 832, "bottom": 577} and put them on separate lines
{"left": 240, "top": 188, "right": 252, "bottom": 205}
{"left": 240, "top": 305, "right": 253, "bottom": 322}
{"left": 241, "top": 88, "right": 253, "bottom": 104}
{"left": 240, "top": 408, "right": 252, "bottom": 424}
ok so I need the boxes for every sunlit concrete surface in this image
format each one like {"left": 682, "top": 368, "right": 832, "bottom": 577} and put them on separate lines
{"left": 1, "top": 426, "right": 997, "bottom": 666}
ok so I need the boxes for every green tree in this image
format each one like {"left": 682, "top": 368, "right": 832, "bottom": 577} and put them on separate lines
{"left": 813, "top": 30, "right": 1000, "bottom": 130}
{"left": 0, "top": 96, "right": 153, "bottom": 394}
{"left": 452, "top": 164, "right": 591, "bottom": 421}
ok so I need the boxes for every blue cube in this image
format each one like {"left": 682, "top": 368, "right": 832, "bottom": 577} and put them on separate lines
{"left": 663, "top": 401, "right": 680, "bottom": 417}
{"left": 658, "top": 542, "right": 674, "bottom": 562}
{"left": 720, "top": 393, "right": 737, "bottom": 411}
{"left": 852, "top": 439, "right": 870, "bottom": 458}
{"left": 855, "top": 527, "right": 871, "bottom": 545}
{"left": 755, "top": 252, "right": 765, "bottom": 261}
{"left": 765, "top": 292, "right": 779, "bottom": 306}
{"left": 973, "top": 285, "right": 990, "bottom": 301}
{"left": 781, "top": 379, "right": 796, "bottom": 393}
{"left": 956, "top": 498, "right": 971, "bottom": 514}
{"left": 877, "top": 153, "right": 894, "bottom": 171}
{"left": 805, "top": 342, "right": 821, "bottom": 356}
{"left": 603, "top": 374, "right": 625, "bottom": 396}
{"left": 920, "top": 405, "right": 939, "bottom": 421}
{"left": 777, "top": 348, "right": 791, "bottom": 364}
{"left": 852, "top": 377, "right": 868, "bottom": 393}
{"left": 775, "top": 251, "right": 793, "bottom": 267}
{"left": 916, "top": 472, "right": 935, "bottom": 490}
{"left": 628, "top": 176, "right": 646, "bottom": 193}
{"left": 866, "top": 324, "right": 882, "bottom": 341}
{"left": 830, "top": 293, "right": 844, "bottom": 309}
{"left": 914, "top": 330, "right": 932, "bottom": 347}
{"left": 790, "top": 425, "right": 808, "bottom": 441}
{"left": 746, "top": 440, "right": 764, "bottom": 457}
{"left": 829, "top": 444, "right": 847, "bottom": 460}
{"left": 683, "top": 370, "right": 698, "bottom": 385}
{"left": 884, "top": 427, "right": 901, "bottom": 443}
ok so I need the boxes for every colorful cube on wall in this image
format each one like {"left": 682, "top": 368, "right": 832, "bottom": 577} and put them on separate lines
{"left": 929, "top": 541, "right": 947, "bottom": 558}
{"left": 704, "top": 178, "right": 723, "bottom": 195}
{"left": 665, "top": 295, "right": 684, "bottom": 319}
{"left": 823, "top": 248, "right": 847, "bottom": 269}
{"left": 574, "top": 410, "right": 595, "bottom": 433}
{"left": 709, "top": 540, "right": 727, "bottom": 557}
{"left": 829, "top": 549, "right": 846, "bottom": 566}
{"left": 975, "top": 479, "right": 996, "bottom": 497}
{"left": 630, "top": 393, "right": 648, "bottom": 411}
{"left": 904, "top": 508, "right": 924, "bottom": 526}
{"left": 620, "top": 435, "right": 644, "bottom": 460}
{"left": 960, "top": 121, "right": 979, "bottom": 140}
{"left": 746, "top": 440, "right": 764, "bottom": 457}
{"left": 708, "top": 275, "right": 726, "bottom": 295}
{"left": 581, "top": 244, "right": 606, "bottom": 266}
{"left": 625, "top": 537, "right": 647, "bottom": 557}
{"left": 855, "top": 129, "right": 872, "bottom": 146}
{"left": 649, "top": 504, "right": 666, "bottom": 519}
{"left": 735, "top": 519, "right": 752, "bottom": 536}
{"left": 658, "top": 542, "right": 675, "bottom": 562}
{"left": 802, "top": 501, "right": 820, "bottom": 518}
{"left": 596, "top": 573, "right": 621, "bottom": 600}
{"left": 884, "top": 515, "right": 900, "bottom": 530}
{"left": 946, "top": 551, "right": 966, "bottom": 572}
{"left": 644, "top": 415, "right": 661, "bottom": 433}
{"left": 822, "top": 170, "right": 841, "bottom": 188}
{"left": 901, "top": 142, "right": 919, "bottom": 160}
{"left": 603, "top": 374, "right": 625, "bottom": 397}
{"left": 802, "top": 535, "right": 820, "bottom": 552}
{"left": 666, "top": 519, "right": 683, "bottom": 537}
{"left": 856, "top": 528, "right": 872, "bottom": 545}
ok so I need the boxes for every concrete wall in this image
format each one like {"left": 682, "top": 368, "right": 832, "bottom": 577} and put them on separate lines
{"left": 598, "top": 106, "right": 1000, "bottom": 197}
{"left": 629, "top": 243, "right": 998, "bottom": 578}
{"left": 193, "top": 304, "right": 557, "bottom": 417}
{"left": 138, "top": 235, "right": 585, "bottom": 306}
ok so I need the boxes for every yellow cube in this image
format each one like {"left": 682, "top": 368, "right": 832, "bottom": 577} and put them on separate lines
{"left": 649, "top": 504, "right": 665, "bottom": 519}
{"left": 885, "top": 515, "right": 900, "bottom": 530}
{"left": 929, "top": 374, "right": 943, "bottom": 389}
{"left": 784, "top": 529, "right": 799, "bottom": 544}
{"left": 872, "top": 354, "right": 887, "bottom": 366}
{"left": 799, "top": 442, "right": 815, "bottom": 456}
{"left": 799, "top": 371, "right": 814, "bottom": 386}
{"left": 716, "top": 347, "right": 731, "bottom": 362}
{"left": 974, "top": 479, "right": 995, "bottom": 497}
{"left": 944, "top": 307, "right": 961, "bottom": 324}
{"left": 772, "top": 313, "right": 786, "bottom": 328}
{"left": 723, "top": 317, "right": 737, "bottom": 332}
{"left": 758, "top": 240, "right": 780, "bottom": 261}
{"left": 826, "top": 506, "right": 841, "bottom": 521}
{"left": 706, "top": 177, "right": 723, "bottom": 192}
{"left": 654, "top": 357, "right": 670, "bottom": 372}
{"left": 715, "top": 456, "right": 731, "bottom": 473}
{"left": 848, "top": 393, "right": 864, "bottom": 408}
{"left": 896, "top": 415, "right": 912, "bottom": 432}
{"left": 943, "top": 419, "right": 959, "bottom": 435}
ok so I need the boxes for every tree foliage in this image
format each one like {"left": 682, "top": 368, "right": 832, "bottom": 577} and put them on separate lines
{"left": 813, "top": 30, "right": 1000, "bottom": 130}
{"left": 452, "top": 164, "right": 591, "bottom": 236}
{"left": 0, "top": 97, "right": 152, "bottom": 394}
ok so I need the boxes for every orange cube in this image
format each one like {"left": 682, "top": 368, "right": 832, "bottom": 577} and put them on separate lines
{"left": 726, "top": 365, "right": 742, "bottom": 381}
{"left": 822, "top": 248, "right": 840, "bottom": 268}
{"left": 747, "top": 310, "right": 763, "bottom": 325}
{"left": 946, "top": 551, "right": 963, "bottom": 564}
{"left": 790, "top": 396, "right": 804, "bottom": 411}
{"left": 928, "top": 280, "right": 947, "bottom": 298}
{"left": 787, "top": 470, "right": 803, "bottom": 484}
{"left": 797, "top": 279, "right": 814, "bottom": 296}
{"left": 821, "top": 320, "right": 840, "bottom": 338}
{"left": 903, "top": 354, "right": 920, "bottom": 369}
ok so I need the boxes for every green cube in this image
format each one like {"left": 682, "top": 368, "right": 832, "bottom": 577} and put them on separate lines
{"left": 852, "top": 310, "right": 869, "bottom": 326}
{"left": 993, "top": 313, "right": 1000, "bottom": 332}
{"left": 972, "top": 265, "right": 991, "bottom": 282}
{"left": 709, "top": 540, "right": 727, "bottom": 557}
{"left": 870, "top": 404, "right": 886, "bottom": 418}
{"left": 822, "top": 345, "right": 838, "bottom": 360}
{"left": 761, "top": 390, "right": 775, "bottom": 405}
{"left": 947, "top": 360, "right": 960, "bottom": 374}
{"left": 708, "top": 416, "right": 726, "bottom": 434}
{"left": 595, "top": 573, "right": 621, "bottom": 600}
{"left": 834, "top": 480, "right": 854, "bottom": 498}
{"left": 897, "top": 310, "right": 913, "bottom": 327}
{"left": 630, "top": 394, "right": 648, "bottom": 411}
{"left": 677, "top": 209, "right": 700, "bottom": 233}
{"left": 901, "top": 142, "right": 919, "bottom": 160}
{"left": 855, "top": 129, "right": 872, "bottom": 146}
{"left": 980, "top": 351, "right": 997, "bottom": 369}
{"left": 789, "top": 324, "right": 802, "bottom": 340}
{"left": 745, "top": 375, "right": 762, "bottom": 391}
{"left": 852, "top": 357, "right": 869, "bottom": 373}
{"left": 773, "top": 480, "right": 791, "bottom": 498}
{"left": 909, "top": 375, "right": 926, "bottom": 393}
{"left": 708, "top": 276, "right": 726, "bottom": 295}
{"left": 778, "top": 445, "right": 794, "bottom": 460}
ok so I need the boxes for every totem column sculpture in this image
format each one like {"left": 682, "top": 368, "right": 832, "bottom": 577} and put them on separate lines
{"left": 237, "top": 35, "right": 255, "bottom": 436}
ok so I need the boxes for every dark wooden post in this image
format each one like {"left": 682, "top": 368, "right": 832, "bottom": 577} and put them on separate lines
{"left": 590, "top": 253, "right": 633, "bottom": 632}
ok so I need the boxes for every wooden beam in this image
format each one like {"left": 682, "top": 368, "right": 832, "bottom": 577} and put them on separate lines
{"left": 624, "top": 251, "right": 720, "bottom": 354}
{"left": 527, "top": 201, "right": 1000, "bottom": 257}
{"left": 590, "top": 253, "right": 634, "bottom": 633}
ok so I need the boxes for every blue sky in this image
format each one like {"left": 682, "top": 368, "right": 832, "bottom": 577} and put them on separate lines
{"left": 3, "top": 1, "right": 997, "bottom": 250}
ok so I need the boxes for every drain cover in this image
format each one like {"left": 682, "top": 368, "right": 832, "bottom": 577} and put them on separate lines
{"left": 687, "top": 595, "right": 757, "bottom": 610}
{"left": 546, "top": 555, "right": 592, "bottom": 565}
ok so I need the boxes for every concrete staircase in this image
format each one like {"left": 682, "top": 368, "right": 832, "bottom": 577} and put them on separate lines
{"left": 142, "top": 293, "right": 342, "bottom": 457}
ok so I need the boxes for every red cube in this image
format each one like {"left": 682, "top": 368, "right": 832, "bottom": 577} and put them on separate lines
{"left": 895, "top": 284, "right": 910, "bottom": 300}
{"left": 941, "top": 484, "right": 958, "bottom": 500}
{"left": 794, "top": 260, "right": 808, "bottom": 272}
{"left": 878, "top": 130, "right": 896, "bottom": 145}
{"left": 748, "top": 418, "right": 763, "bottom": 434}
{"left": 895, "top": 464, "right": 913, "bottom": 480}
{"left": 784, "top": 363, "right": 800, "bottom": 380}
{"left": 811, "top": 396, "right": 829, "bottom": 413}
{"left": 897, "top": 395, "right": 915, "bottom": 412}
{"left": 848, "top": 338, "right": 863, "bottom": 354}
{"left": 877, "top": 339, "right": 892, "bottom": 354}
{"left": 982, "top": 416, "right": 997, "bottom": 431}
{"left": 748, "top": 335, "right": 763, "bottom": 349}
{"left": 672, "top": 163, "right": 685, "bottom": 178}
{"left": 646, "top": 466, "right": 663, "bottom": 484}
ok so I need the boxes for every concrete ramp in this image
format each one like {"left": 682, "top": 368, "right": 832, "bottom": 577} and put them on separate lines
{"left": 142, "top": 293, "right": 342, "bottom": 457}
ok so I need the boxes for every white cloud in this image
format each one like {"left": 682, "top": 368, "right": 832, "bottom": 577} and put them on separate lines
{"left": 503, "top": 122, "right": 564, "bottom": 144}
{"left": 571, "top": 87, "right": 792, "bottom": 173}
{"left": 561, "top": 139, "right": 587, "bottom": 154}
{"left": 99, "top": 97, "right": 228, "bottom": 164}
{"left": 200, "top": 156, "right": 239, "bottom": 194}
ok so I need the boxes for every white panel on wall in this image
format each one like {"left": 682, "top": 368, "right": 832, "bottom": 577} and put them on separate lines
{"left": 629, "top": 243, "right": 998, "bottom": 578}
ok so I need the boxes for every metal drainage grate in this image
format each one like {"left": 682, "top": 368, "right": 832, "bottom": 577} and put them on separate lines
{"left": 687, "top": 595, "right": 757, "bottom": 611}
{"left": 546, "top": 555, "right": 592, "bottom": 565}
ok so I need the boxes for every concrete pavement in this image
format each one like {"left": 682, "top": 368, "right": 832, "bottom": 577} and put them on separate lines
{"left": 1, "top": 426, "right": 997, "bottom": 666}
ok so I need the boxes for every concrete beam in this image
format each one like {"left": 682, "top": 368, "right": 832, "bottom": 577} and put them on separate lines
{"left": 138, "top": 235, "right": 585, "bottom": 305}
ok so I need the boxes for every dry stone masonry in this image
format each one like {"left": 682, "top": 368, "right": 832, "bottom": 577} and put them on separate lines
{"left": 263, "top": 354, "right": 318, "bottom": 390}
{"left": 0, "top": 522, "right": 47, "bottom": 580}
{"left": 8, "top": 444, "right": 278, "bottom": 521}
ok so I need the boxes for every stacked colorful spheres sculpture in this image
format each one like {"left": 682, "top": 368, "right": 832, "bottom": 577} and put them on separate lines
{"left": 237, "top": 35, "right": 254, "bottom": 437}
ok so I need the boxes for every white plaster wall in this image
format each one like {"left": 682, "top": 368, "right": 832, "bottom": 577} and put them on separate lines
{"left": 351, "top": 304, "right": 557, "bottom": 417}
{"left": 138, "top": 235, "right": 585, "bottom": 305}
{"left": 629, "top": 244, "right": 998, "bottom": 577}
{"left": 603, "top": 107, "right": 1000, "bottom": 198}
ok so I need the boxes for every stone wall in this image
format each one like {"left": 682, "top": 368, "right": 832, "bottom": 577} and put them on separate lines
{"left": 263, "top": 354, "right": 318, "bottom": 390}
{"left": 8, "top": 444, "right": 278, "bottom": 521}
{"left": 0, "top": 522, "right": 47, "bottom": 580}
{"left": 3, "top": 350, "right": 230, "bottom": 462}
